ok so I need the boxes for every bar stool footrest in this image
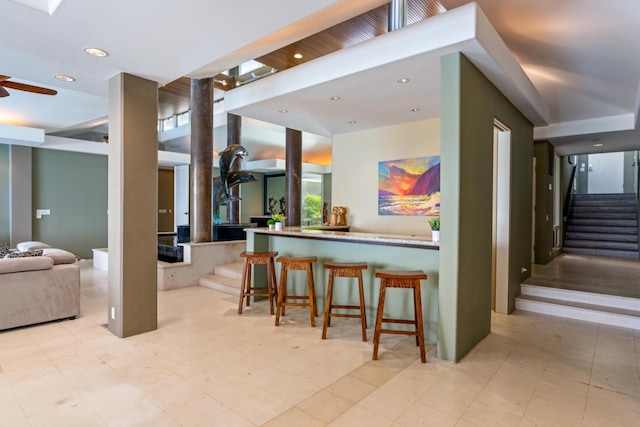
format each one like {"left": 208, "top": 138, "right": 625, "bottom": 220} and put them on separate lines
{"left": 329, "top": 313, "right": 363, "bottom": 319}
{"left": 330, "top": 304, "right": 361, "bottom": 310}
{"left": 379, "top": 328, "right": 419, "bottom": 336}
{"left": 381, "top": 318, "right": 417, "bottom": 325}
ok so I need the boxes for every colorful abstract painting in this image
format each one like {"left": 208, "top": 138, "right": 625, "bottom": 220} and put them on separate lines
{"left": 378, "top": 156, "right": 440, "bottom": 216}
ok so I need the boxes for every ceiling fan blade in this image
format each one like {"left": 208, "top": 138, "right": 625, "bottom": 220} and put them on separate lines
{"left": 0, "top": 75, "right": 10, "bottom": 83}
{"left": 2, "top": 80, "right": 57, "bottom": 95}
{"left": 0, "top": 86, "right": 9, "bottom": 97}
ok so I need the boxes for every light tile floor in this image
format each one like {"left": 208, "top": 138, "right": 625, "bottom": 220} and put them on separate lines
{"left": 0, "top": 260, "right": 639, "bottom": 426}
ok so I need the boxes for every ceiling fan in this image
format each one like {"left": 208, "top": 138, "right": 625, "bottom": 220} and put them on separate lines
{"left": 0, "top": 75, "right": 57, "bottom": 98}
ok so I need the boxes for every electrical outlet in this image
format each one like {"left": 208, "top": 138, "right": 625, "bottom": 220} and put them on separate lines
{"left": 111, "top": 307, "right": 115, "bottom": 320}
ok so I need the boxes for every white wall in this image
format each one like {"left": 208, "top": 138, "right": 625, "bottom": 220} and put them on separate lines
{"left": 332, "top": 118, "right": 440, "bottom": 236}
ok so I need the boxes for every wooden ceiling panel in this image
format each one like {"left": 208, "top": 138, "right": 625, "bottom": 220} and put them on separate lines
{"left": 158, "top": 1, "right": 446, "bottom": 118}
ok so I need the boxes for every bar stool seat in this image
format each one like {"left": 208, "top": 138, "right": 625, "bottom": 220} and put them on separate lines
{"left": 373, "top": 269, "right": 428, "bottom": 363}
{"left": 275, "top": 256, "right": 318, "bottom": 327}
{"left": 238, "top": 251, "right": 278, "bottom": 315}
{"left": 322, "top": 261, "right": 368, "bottom": 341}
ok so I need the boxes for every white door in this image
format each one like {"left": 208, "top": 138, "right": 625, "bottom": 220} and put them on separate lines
{"left": 588, "top": 152, "right": 624, "bottom": 193}
{"left": 174, "top": 164, "right": 190, "bottom": 229}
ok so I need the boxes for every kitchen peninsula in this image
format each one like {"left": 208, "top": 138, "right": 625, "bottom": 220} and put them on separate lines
{"left": 245, "top": 227, "right": 440, "bottom": 343}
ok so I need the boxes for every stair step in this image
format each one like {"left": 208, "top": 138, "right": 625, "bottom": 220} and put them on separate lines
{"left": 569, "top": 218, "right": 637, "bottom": 227}
{"left": 214, "top": 262, "right": 244, "bottom": 280}
{"left": 564, "top": 239, "right": 638, "bottom": 251}
{"left": 566, "top": 225, "right": 638, "bottom": 234}
{"left": 572, "top": 205, "right": 637, "bottom": 213}
{"left": 515, "top": 294, "right": 640, "bottom": 329}
{"left": 572, "top": 200, "right": 636, "bottom": 208}
{"left": 563, "top": 246, "right": 639, "bottom": 260}
{"left": 521, "top": 284, "right": 640, "bottom": 311}
{"left": 573, "top": 193, "right": 636, "bottom": 200}
{"left": 571, "top": 212, "right": 637, "bottom": 220}
{"left": 199, "top": 274, "right": 241, "bottom": 295}
{"left": 565, "top": 232, "right": 638, "bottom": 242}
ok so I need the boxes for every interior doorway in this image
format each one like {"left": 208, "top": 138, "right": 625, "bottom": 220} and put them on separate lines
{"left": 492, "top": 120, "right": 511, "bottom": 314}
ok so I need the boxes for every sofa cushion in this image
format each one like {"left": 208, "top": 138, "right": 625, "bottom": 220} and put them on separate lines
{"left": 0, "top": 256, "right": 53, "bottom": 274}
{"left": 16, "top": 241, "right": 51, "bottom": 252}
{"left": 41, "top": 248, "right": 77, "bottom": 265}
{"left": 0, "top": 243, "right": 9, "bottom": 258}
{"left": 5, "top": 249, "right": 44, "bottom": 258}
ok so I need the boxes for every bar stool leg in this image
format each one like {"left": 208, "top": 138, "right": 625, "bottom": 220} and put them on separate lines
{"left": 321, "top": 270, "right": 335, "bottom": 339}
{"left": 306, "top": 264, "right": 316, "bottom": 327}
{"left": 275, "top": 265, "right": 288, "bottom": 326}
{"left": 414, "top": 280, "right": 426, "bottom": 363}
{"left": 372, "top": 280, "right": 387, "bottom": 360}
{"left": 357, "top": 271, "right": 367, "bottom": 341}
{"left": 308, "top": 264, "right": 318, "bottom": 317}
{"left": 267, "top": 259, "right": 275, "bottom": 315}
{"left": 245, "top": 264, "right": 253, "bottom": 307}
{"left": 238, "top": 260, "right": 248, "bottom": 314}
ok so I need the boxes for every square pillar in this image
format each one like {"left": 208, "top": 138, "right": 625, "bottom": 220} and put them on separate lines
{"left": 108, "top": 73, "right": 158, "bottom": 337}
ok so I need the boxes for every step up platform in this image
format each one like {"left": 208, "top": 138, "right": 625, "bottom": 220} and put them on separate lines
{"left": 199, "top": 261, "right": 244, "bottom": 295}
{"left": 563, "top": 246, "right": 639, "bottom": 259}
{"left": 516, "top": 284, "right": 640, "bottom": 329}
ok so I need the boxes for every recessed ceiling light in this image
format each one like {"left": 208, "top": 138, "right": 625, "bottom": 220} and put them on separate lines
{"left": 329, "top": 96, "right": 341, "bottom": 101}
{"left": 293, "top": 53, "right": 303, "bottom": 59}
{"left": 410, "top": 108, "right": 420, "bottom": 112}
{"left": 278, "top": 109, "right": 288, "bottom": 113}
{"left": 54, "top": 74, "right": 75, "bottom": 82}
{"left": 397, "top": 77, "right": 410, "bottom": 83}
{"left": 349, "top": 120, "right": 357, "bottom": 124}
{"left": 83, "top": 47, "right": 109, "bottom": 57}
{"left": 593, "top": 143, "right": 604, "bottom": 147}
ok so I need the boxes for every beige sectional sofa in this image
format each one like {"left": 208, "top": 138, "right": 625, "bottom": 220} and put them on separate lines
{"left": 0, "top": 247, "right": 80, "bottom": 331}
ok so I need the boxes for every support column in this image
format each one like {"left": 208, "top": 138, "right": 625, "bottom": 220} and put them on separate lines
{"left": 107, "top": 72, "right": 158, "bottom": 338}
{"left": 190, "top": 78, "right": 214, "bottom": 241}
{"left": 285, "top": 128, "right": 302, "bottom": 226}
{"left": 227, "top": 113, "right": 241, "bottom": 224}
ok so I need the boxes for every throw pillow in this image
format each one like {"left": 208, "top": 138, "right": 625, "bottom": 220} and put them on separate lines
{"left": 4, "top": 249, "right": 44, "bottom": 258}
{"left": 0, "top": 243, "right": 9, "bottom": 258}
{"left": 16, "top": 241, "right": 51, "bottom": 252}
{"left": 41, "top": 248, "right": 77, "bottom": 265}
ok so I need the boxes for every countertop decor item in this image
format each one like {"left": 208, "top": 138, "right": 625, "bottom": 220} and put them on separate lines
{"left": 272, "top": 213, "right": 286, "bottom": 230}
{"left": 428, "top": 216, "right": 440, "bottom": 243}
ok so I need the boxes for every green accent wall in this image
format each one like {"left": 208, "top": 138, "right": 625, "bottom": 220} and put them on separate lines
{"left": 32, "top": 148, "right": 108, "bottom": 259}
{"left": 0, "top": 144, "right": 9, "bottom": 242}
{"left": 440, "top": 53, "right": 533, "bottom": 361}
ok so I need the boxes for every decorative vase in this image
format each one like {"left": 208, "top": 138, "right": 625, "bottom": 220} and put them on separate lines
{"left": 275, "top": 222, "right": 283, "bottom": 231}
{"left": 268, "top": 224, "right": 275, "bottom": 230}
{"left": 432, "top": 230, "right": 440, "bottom": 243}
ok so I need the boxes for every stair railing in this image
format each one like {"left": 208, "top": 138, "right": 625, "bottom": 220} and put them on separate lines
{"left": 563, "top": 164, "right": 577, "bottom": 223}
{"left": 562, "top": 164, "right": 578, "bottom": 250}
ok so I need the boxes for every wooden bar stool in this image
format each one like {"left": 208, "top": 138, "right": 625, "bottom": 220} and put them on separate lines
{"left": 275, "top": 256, "right": 318, "bottom": 327}
{"left": 237, "top": 251, "right": 278, "bottom": 315}
{"left": 373, "top": 269, "right": 428, "bottom": 363}
{"left": 322, "top": 261, "right": 368, "bottom": 341}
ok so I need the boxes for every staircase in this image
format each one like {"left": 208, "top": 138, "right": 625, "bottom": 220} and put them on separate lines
{"left": 563, "top": 193, "right": 639, "bottom": 259}
{"left": 199, "top": 262, "right": 243, "bottom": 295}
{"left": 516, "top": 284, "right": 640, "bottom": 329}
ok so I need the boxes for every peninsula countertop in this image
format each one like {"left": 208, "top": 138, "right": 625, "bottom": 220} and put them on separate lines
{"left": 245, "top": 226, "right": 439, "bottom": 249}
